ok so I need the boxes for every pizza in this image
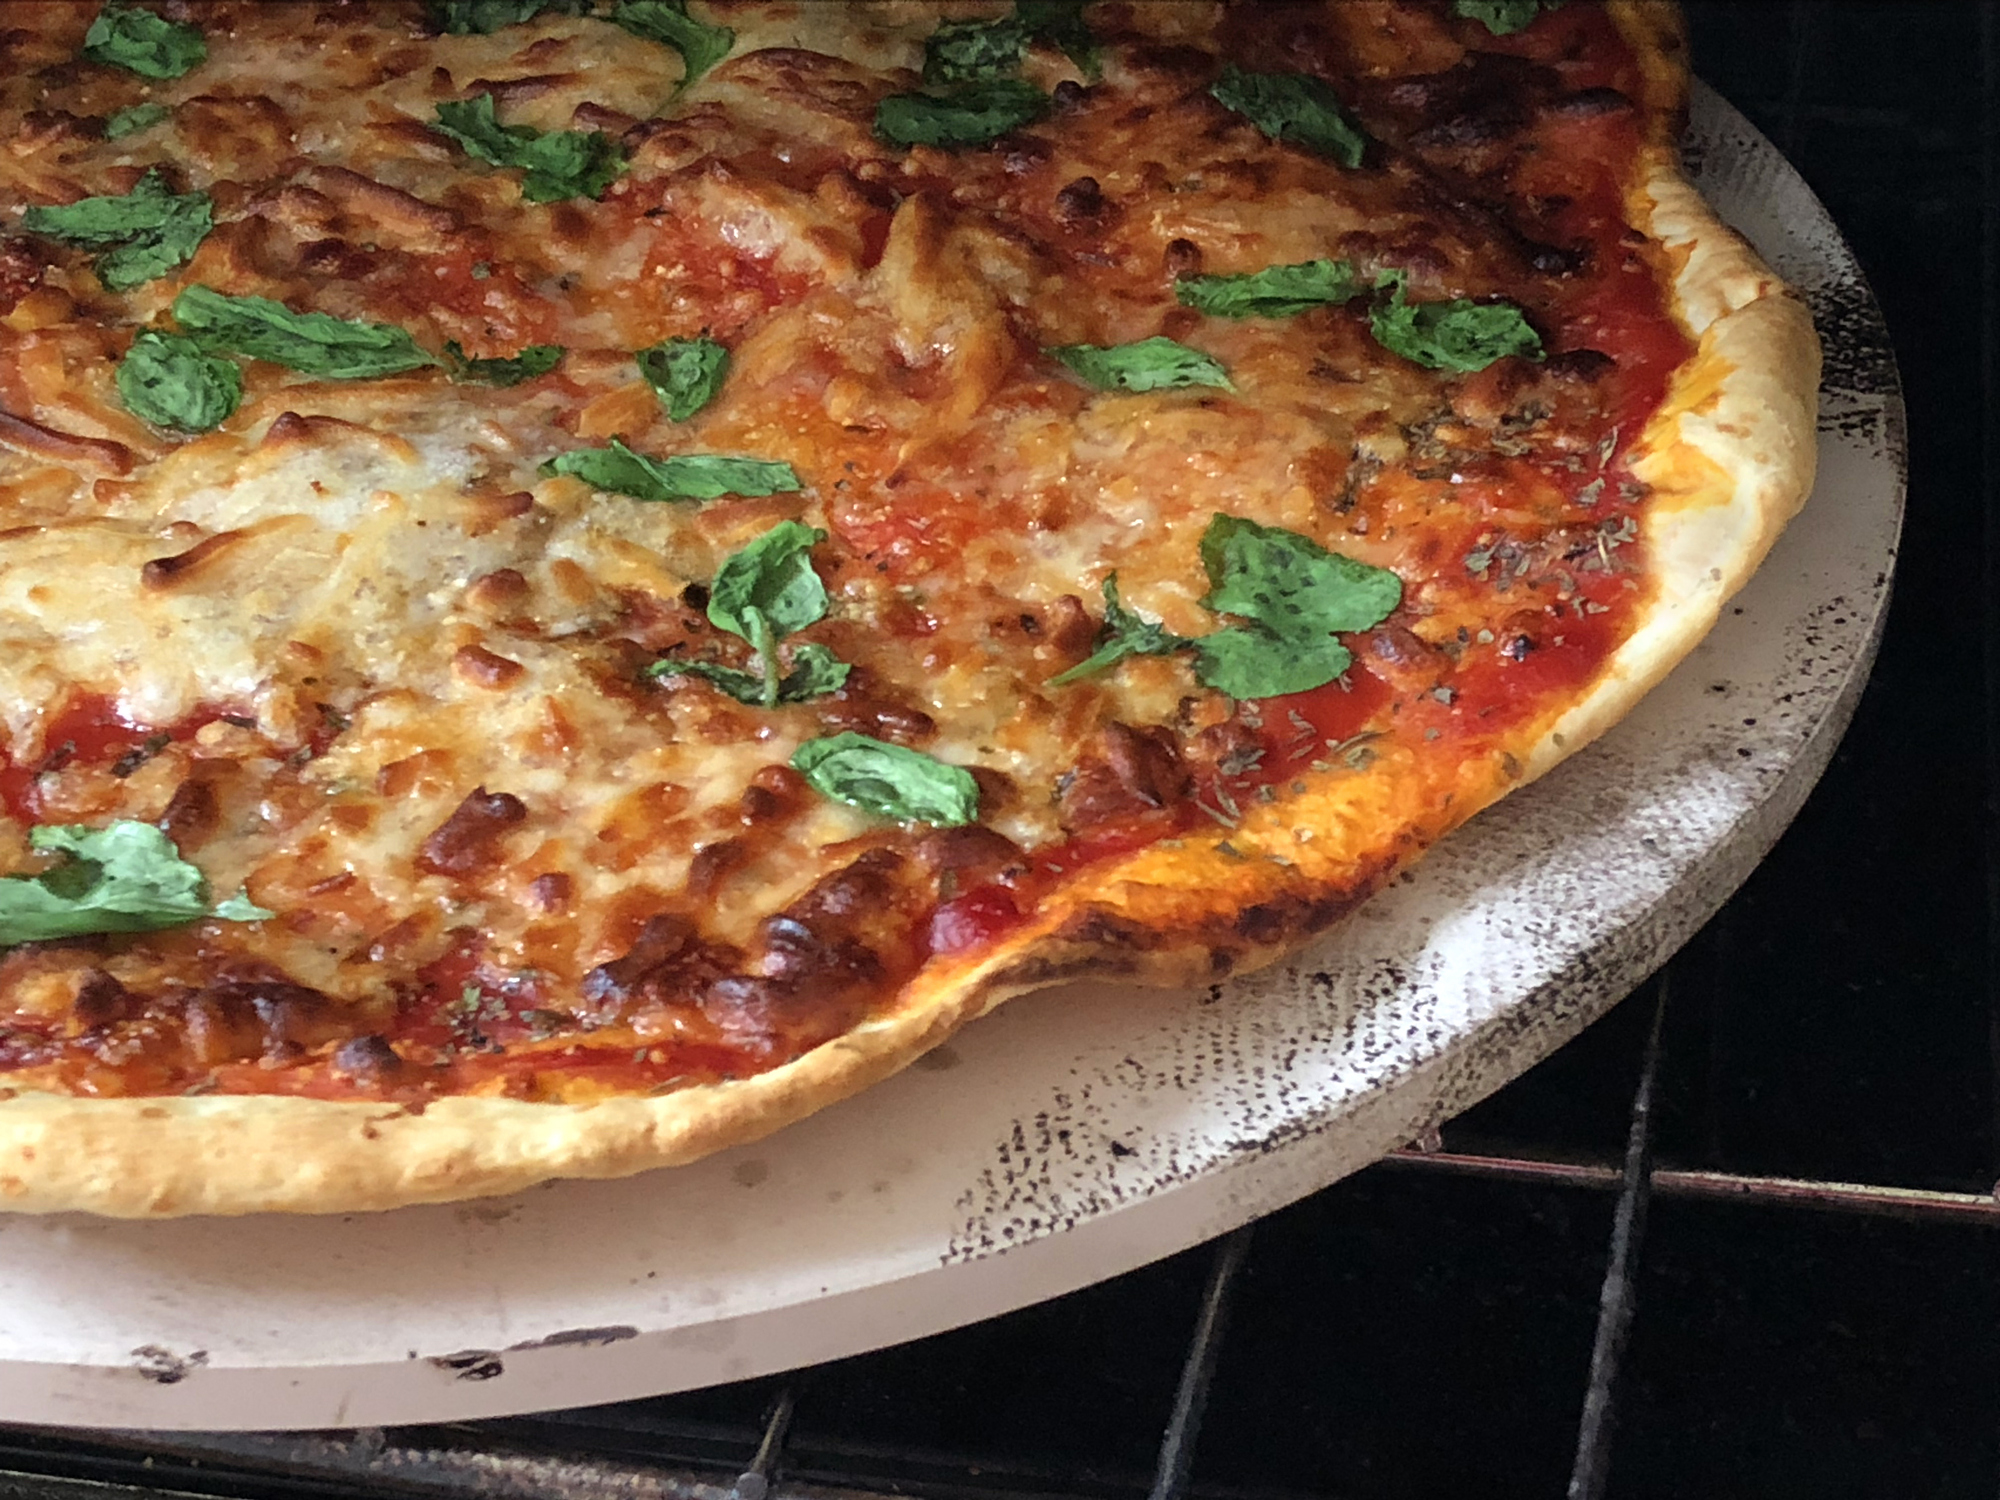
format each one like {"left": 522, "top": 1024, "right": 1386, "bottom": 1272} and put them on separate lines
{"left": 0, "top": 0, "right": 1816, "bottom": 1216}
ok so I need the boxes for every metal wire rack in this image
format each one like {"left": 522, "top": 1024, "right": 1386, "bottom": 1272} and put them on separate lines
{"left": 1, "top": 3, "right": 1993, "bottom": 1495}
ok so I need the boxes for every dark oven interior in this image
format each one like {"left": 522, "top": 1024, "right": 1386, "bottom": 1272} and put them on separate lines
{"left": 3, "top": 4, "right": 1994, "bottom": 1496}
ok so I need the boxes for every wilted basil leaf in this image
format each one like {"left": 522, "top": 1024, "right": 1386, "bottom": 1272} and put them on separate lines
{"left": 1048, "top": 574, "right": 1191, "bottom": 685}
{"left": 1176, "top": 258, "right": 1360, "bottom": 319}
{"left": 655, "top": 643, "right": 849, "bottom": 704}
{"left": 774, "top": 643, "right": 851, "bottom": 700}
{"left": 658, "top": 659, "right": 764, "bottom": 699}
{"left": 21, "top": 169, "right": 211, "bottom": 292}
{"left": 875, "top": 78, "right": 1048, "bottom": 149}
{"left": 430, "top": 0, "right": 585, "bottom": 34}
{"left": 212, "top": 889, "right": 276, "bottom": 921}
{"left": 1453, "top": 0, "right": 1561, "bottom": 36}
{"left": 1200, "top": 514, "right": 1403, "bottom": 639}
{"left": 173, "top": 286, "right": 439, "bottom": 379}
{"left": 792, "top": 733, "right": 980, "bottom": 827}
{"left": 1194, "top": 627, "right": 1356, "bottom": 700}
{"left": 1210, "top": 66, "right": 1366, "bottom": 168}
{"left": 0, "top": 821, "right": 271, "bottom": 947}
{"left": 1369, "top": 270, "right": 1543, "bottom": 372}
{"left": 541, "top": 439, "right": 801, "bottom": 502}
{"left": 927, "top": 3, "right": 1098, "bottom": 83}
{"left": 651, "top": 525, "right": 849, "bottom": 703}
{"left": 433, "top": 93, "right": 627, "bottom": 202}
{"left": 1188, "top": 515, "right": 1402, "bottom": 697}
{"left": 82, "top": 4, "right": 206, "bottom": 79}
{"left": 708, "top": 520, "right": 829, "bottom": 644}
{"left": 116, "top": 330, "right": 242, "bottom": 432}
{"left": 102, "top": 101, "right": 168, "bottom": 138}
{"left": 1047, "top": 336, "right": 1233, "bottom": 393}
{"left": 445, "top": 340, "right": 564, "bottom": 386}
{"left": 637, "top": 335, "right": 728, "bottom": 420}
{"left": 1018, "top": 0, "right": 1099, "bottom": 78}
{"left": 611, "top": 0, "right": 735, "bottom": 88}
{"left": 925, "top": 12, "right": 1030, "bottom": 84}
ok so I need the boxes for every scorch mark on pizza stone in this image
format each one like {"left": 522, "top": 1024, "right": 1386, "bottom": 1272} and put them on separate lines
{"left": 130, "top": 1344, "right": 208, "bottom": 1384}
{"left": 429, "top": 1349, "right": 505, "bottom": 1382}
{"left": 942, "top": 949, "right": 1456, "bottom": 1262}
{"left": 937, "top": 560, "right": 1896, "bottom": 1269}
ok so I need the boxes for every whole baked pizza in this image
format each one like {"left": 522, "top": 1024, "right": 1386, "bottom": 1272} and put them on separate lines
{"left": 0, "top": 0, "right": 1815, "bottom": 1215}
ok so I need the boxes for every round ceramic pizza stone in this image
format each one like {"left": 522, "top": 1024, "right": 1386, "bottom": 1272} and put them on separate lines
{"left": 0, "top": 85, "right": 1903, "bottom": 1430}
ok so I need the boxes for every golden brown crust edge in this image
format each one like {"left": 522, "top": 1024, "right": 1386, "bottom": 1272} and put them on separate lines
{"left": 0, "top": 16, "right": 1822, "bottom": 1219}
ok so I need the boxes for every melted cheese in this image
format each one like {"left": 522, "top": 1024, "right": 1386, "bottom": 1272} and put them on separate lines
{"left": 0, "top": 1, "right": 1675, "bottom": 1096}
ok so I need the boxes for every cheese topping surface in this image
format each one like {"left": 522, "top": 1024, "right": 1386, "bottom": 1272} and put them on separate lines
{"left": 0, "top": 1, "right": 1684, "bottom": 1100}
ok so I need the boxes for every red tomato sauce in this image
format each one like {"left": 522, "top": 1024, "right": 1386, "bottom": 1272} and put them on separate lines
{"left": 0, "top": 695, "right": 240, "bottom": 822}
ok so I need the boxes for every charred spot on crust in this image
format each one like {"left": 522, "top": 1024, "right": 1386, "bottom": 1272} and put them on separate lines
{"left": 331, "top": 1033, "right": 402, "bottom": 1083}
{"left": 417, "top": 788, "right": 527, "bottom": 876}
{"left": 578, "top": 913, "right": 696, "bottom": 1020}
{"left": 1054, "top": 175, "right": 1107, "bottom": 222}
{"left": 915, "top": 824, "right": 1026, "bottom": 883}
{"left": 1545, "top": 348, "right": 1617, "bottom": 381}
{"left": 71, "top": 969, "right": 134, "bottom": 1031}
{"left": 159, "top": 778, "right": 221, "bottom": 849}
{"left": 1163, "top": 237, "right": 1203, "bottom": 276}
{"left": 528, "top": 872, "right": 573, "bottom": 912}
{"left": 687, "top": 838, "right": 749, "bottom": 900}
{"left": 817, "top": 680, "right": 936, "bottom": 744}
{"left": 0, "top": 237, "right": 45, "bottom": 316}
{"left": 1057, "top": 723, "right": 1190, "bottom": 831}
{"left": 740, "top": 764, "right": 808, "bottom": 823}
{"left": 1546, "top": 87, "right": 1634, "bottom": 119}
{"left": 694, "top": 851, "right": 921, "bottom": 1053}
{"left": 179, "top": 972, "right": 347, "bottom": 1066}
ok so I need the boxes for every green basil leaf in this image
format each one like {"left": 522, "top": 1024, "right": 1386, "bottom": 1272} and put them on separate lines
{"left": 445, "top": 340, "right": 564, "bottom": 386}
{"left": 1176, "top": 258, "right": 1360, "bottom": 319}
{"left": 611, "top": 0, "right": 736, "bottom": 88}
{"left": 212, "top": 888, "right": 278, "bottom": 922}
{"left": 1200, "top": 514, "right": 1402, "bottom": 640}
{"left": 1452, "top": 0, "right": 1560, "bottom": 36}
{"left": 540, "top": 439, "right": 802, "bottom": 502}
{"left": 172, "top": 285, "right": 438, "bottom": 379}
{"left": 1210, "top": 66, "right": 1366, "bottom": 168}
{"left": 430, "top": 0, "right": 585, "bottom": 34}
{"left": 652, "top": 658, "right": 765, "bottom": 698}
{"left": 1048, "top": 574, "right": 1192, "bottom": 685}
{"left": 433, "top": 93, "right": 627, "bottom": 202}
{"left": 926, "top": 3, "right": 1098, "bottom": 84}
{"left": 20, "top": 171, "right": 196, "bottom": 248}
{"left": 102, "top": 101, "right": 168, "bottom": 138}
{"left": 21, "top": 169, "right": 211, "bottom": 292}
{"left": 791, "top": 732, "right": 979, "bottom": 827}
{"left": 1194, "top": 627, "right": 1354, "bottom": 700}
{"left": 708, "top": 520, "right": 830, "bottom": 644}
{"left": 1369, "top": 269, "right": 1543, "bottom": 373}
{"left": 116, "top": 330, "right": 242, "bottom": 432}
{"left": 1047, "top": 336, "right": 1233, "bottom": 393}
{"left": 637, "top": 335, "right": 728, "bottom": 420}
{"left": 776, "top": 643, "right": 852, "bottom": 701}
{"left": 0, "top": 821, "right": 268, "bottom": 947}
{"left": 1017, "top": 0, "right": 1100, "bottom": 78}
{"left": 82, "top": 4, "right": 206, "bottom": 79}
{"left": 875, "top": 78, "right": 1048, "bottom": 149}
{"left": 651, "top": 643, "right": 849, "bottom": 704}
{"left": 925, "top": 12, "right": 1030, "bottom": 84}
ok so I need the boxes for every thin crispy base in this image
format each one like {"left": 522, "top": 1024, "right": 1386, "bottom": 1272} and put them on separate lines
{"left": 0, "top": 14, "right": 1820, "bottom": 1218}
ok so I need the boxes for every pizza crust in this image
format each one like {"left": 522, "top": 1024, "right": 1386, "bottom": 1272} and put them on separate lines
{"left": 0, "top": 5, "right": 1820, "bottom": 1217}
